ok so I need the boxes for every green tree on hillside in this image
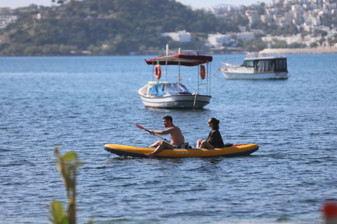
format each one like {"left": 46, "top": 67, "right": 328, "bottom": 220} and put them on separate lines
{"left": 0, "top": 0, "right": 240, "bottom": 56}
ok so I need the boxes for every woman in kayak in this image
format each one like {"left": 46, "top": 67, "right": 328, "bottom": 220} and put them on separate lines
{"left": 196, "top": 118, "right": 224, "bottom": 149}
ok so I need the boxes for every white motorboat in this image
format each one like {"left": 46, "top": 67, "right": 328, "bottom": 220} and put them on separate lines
{"left": 138, "top": 52, "right": 213, "bottom": 109}
{"left": 220, "top": 54, "right": 288, "bottom": 80}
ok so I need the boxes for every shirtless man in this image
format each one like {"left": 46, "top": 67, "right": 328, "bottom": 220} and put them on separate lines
{"left": 145, "top": 115, "right": 185, "bottom": 157}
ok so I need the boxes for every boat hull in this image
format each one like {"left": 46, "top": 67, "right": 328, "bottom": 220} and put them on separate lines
{"left": 222, "top": 71, "right": 288, "bottom": 80}
{"left": 139, "top": 94, "right": 211, "bottom": 109}
{"left": 104, "top": 143, "right": 259, "bottom": 158}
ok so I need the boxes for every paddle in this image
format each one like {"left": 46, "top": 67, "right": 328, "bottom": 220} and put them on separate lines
{"left": 133, "top": 122, "right": 171, "bottom": 143}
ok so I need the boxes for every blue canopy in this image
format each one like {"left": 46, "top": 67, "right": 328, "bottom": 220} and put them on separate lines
{"left": 149, "top": 83, "right": 191, "bottom": 96}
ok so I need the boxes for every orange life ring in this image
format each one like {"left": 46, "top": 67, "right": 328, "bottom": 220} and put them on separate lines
{"left": 155, "top": 65, "right": 161, "bottom": 80}
{"left": 200, "top": 65, "right": 205, "bottom": 80}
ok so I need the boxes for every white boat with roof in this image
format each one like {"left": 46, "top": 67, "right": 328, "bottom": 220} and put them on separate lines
{"left": 138, "top": 47, "right": 213, "bottom": 109}
{"left": 220, "top": 54, "right": 288, "bottom": 80}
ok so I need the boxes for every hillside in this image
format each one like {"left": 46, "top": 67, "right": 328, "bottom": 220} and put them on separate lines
{"left": 0, "top": 0, "right": 238, "bottom": 56}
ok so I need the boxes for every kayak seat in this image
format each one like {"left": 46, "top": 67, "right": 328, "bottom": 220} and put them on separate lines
{"left": 173, "top": 142, "right": 189, "bottom": 149}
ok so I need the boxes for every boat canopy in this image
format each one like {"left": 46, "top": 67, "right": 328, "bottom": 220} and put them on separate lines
{"left": 146, "top": 54, "right": 213, "bottom": 66}
{"left": 148, "top": 82, "right": 191, "bottom": 96}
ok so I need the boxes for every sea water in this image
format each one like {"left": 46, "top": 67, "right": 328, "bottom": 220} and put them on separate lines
{"left": 0, "top": 54, "right": 336, "bottom": 223}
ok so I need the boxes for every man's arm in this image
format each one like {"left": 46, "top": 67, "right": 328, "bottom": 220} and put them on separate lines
{"left": 151, "top": 127, "right": 173, "bottom": 135}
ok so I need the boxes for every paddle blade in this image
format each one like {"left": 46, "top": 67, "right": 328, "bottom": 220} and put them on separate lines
{"left": 133, "top": 122, "right": 146, "bottom": 130}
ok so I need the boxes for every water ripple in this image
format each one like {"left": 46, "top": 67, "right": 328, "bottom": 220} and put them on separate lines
{"left": 1, "top": 55, "right": 337, "bottom": 223}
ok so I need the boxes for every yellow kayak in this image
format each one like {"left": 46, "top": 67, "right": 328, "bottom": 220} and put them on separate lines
{"left": 104, "top": 143, "right": 259, "bottom": 158}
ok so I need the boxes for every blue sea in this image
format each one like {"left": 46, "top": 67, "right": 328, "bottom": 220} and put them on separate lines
{"left": 0, "top": 54, "right": 336, "bottom": 224}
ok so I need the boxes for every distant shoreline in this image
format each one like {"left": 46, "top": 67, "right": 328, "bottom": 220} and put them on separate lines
{"left": 259, "top": 47, "right": 337, "bottom": 54}
{"left": 1, "top": 46, "right": 336, "bottom": 56}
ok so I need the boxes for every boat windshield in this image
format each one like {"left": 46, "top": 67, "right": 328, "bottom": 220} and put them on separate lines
{"left": 149, "top": 83, "right": 191, "bottom": 96}
{"left": 243, "top": 60, "right": 254, "bottom": 67}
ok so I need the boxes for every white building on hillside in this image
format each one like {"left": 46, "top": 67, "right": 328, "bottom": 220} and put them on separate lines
{"left": 0, "top": 15, "right": 17, "bottom": 29}
{"left": 236, "top": 32, "right": 255, "bottom": 42}
{"left": 161, "top": 30, "right": 191, "bottom": 42}
{"left": 0, "top": 7, "right": 17, "bottom": 29}
{"left": 262, "top": 34, "right": 324, "bottom": 46}
{"left": 208, "top": 33, "right": 232, "bottom": 47}
{"left": 208, "top": 32, "right": 255, "bottom": 48}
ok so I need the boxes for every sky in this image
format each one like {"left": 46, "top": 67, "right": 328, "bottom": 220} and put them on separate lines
{"left": 0, "top": 0, "right": 271, "bottom": 9}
